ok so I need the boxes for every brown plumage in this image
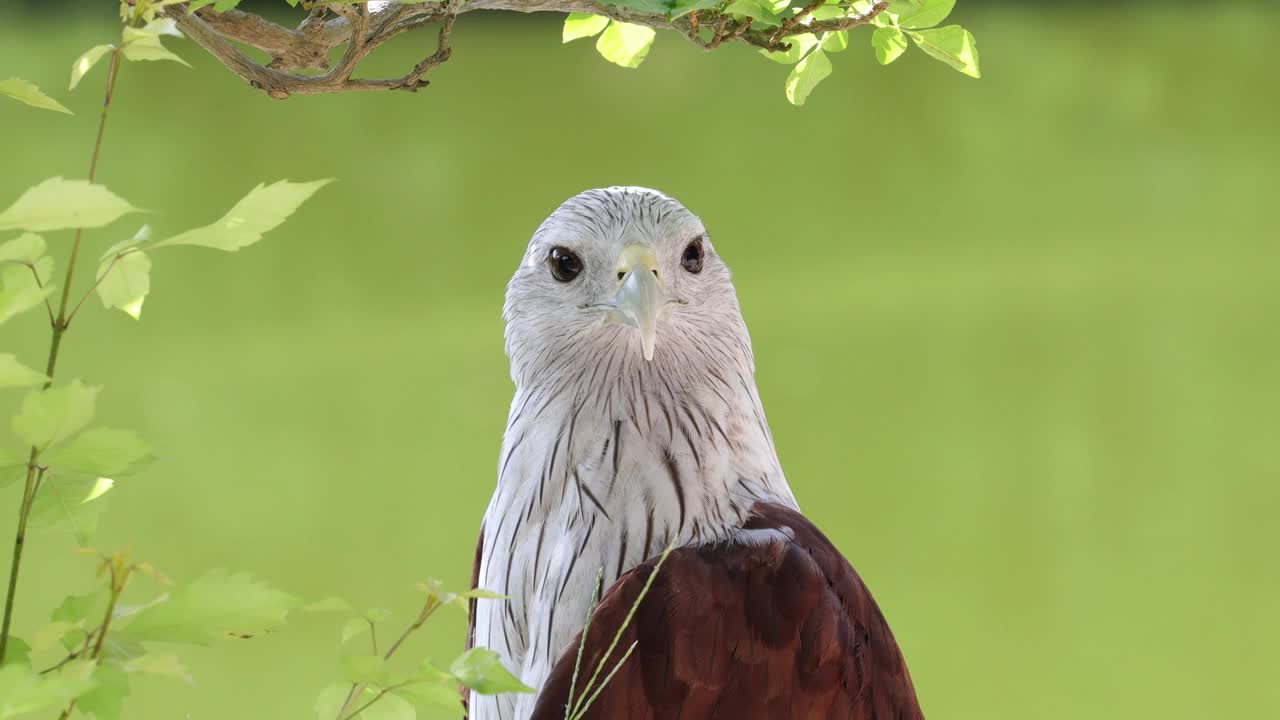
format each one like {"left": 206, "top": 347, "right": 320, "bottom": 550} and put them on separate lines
{"left": 480, "top": 502, "right": 924, "bottom": 720}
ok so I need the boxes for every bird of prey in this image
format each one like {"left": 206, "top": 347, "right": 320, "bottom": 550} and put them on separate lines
{"left": 466, "top": 187, "right": 922, "bottom": 720}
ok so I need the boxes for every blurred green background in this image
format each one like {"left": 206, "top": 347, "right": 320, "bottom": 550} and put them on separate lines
{"left": 2, "top": 2, "right": 1278, "bottom": 718}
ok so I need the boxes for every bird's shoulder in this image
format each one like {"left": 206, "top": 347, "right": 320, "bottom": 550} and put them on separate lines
{"left": 529, "top": 502, "right": 924, "bottom": 720}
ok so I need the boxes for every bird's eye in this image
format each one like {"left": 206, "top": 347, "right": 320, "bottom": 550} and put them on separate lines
{"left": 548, "top": 246, "right": 583, "bottom": 282}
{"left": 681, "top": 237, "right": 705, "bottom": 274}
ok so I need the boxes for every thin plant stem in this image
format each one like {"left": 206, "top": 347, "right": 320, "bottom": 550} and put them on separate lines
{"left": 335, "top": 598, "right": 442, "bottom": 719}
{"left": 58, "top": 561, "right": 127, "bottom": 720}
{"left": 0, "top": 48, "right": 123, "bottom": 665}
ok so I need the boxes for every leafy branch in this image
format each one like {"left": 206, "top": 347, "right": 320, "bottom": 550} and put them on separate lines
{"left": 315, "top": 582, "right": 529, "bottom": 720}
{"left": 151, "top": 0, "right": 978, "bottom": 105}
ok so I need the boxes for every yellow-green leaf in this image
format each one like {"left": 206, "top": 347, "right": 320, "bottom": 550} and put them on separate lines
{"left": 886, "top": 0, "right": 954, "bottom": 29}
{"left": 450, "top": 648, "right": 533, "bottom": 695}
{"left": 47, "top": 428, "right": 154, "bottom": 477}
{"left": 0, "top": 265, "right": 54, "bottom": 325}
{"left": 75, "top": 663, "right": 129, "bottom": 720}
{"left": 120, "top": 18, "right": 189, "bottom": 67}
{"left": 0, "top": 178, "right": 137, "bottom": 233}
{"left": 0, "top": 354, "right": 48, "bottom": 390}
{"left": 0, "top": 662, "right": 96, "bottom": 718}
{"left": 563, "top": 13, "right": 609, "bottom": 43}
{"left": 907, "top": 25, "right": 979, "bottom": 78}
{"left": 0, "top": 233, "right": 45, "bottom": 263}
{"left": 70, "top": 45, "right": 115, "bottom": 91}
{"left": 152, "top": 179, "right": 332, "bottom": 251}
{"left": 784, "top": 48, "right": 832, "bottom": 106}
{"left": 820, "top": 30, "right": 849, "bottom": 53}
{"left": 872, "top": 26, "right": 908, "bottom": 65}
{"left": 95, "top": 250, "right": 150, "bottom": 319}
{"left": 12, "top": 380, "right": 100, "bottom": 451}
{"left": 27, "top": 475, "right": 114, "bottom": 544}
{"left": 124, "top": 569, "right": 299, "bottom": 645}
{"left": 0, "top": 78, "right": 72, "bottom": 115}
{"left": 595, "top": 22, "right": 655, "bottom": 69}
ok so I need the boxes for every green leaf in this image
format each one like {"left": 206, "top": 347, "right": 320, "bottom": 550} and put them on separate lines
{"left": 1, "top": 638, "right": 30, "bottom": 667}
{"left": 122, "top": 653, "right": 194, "bottom": 685}
{"left": 784, "top": 48, "right": 832, "bottom": 106}
{"left": 52, "top": 588, "right": 110, "bottom": 627}
{"left": 886, "top": 0, "right": 954, "bottom": 29}
{"left": 95, "top": 249, "right": 150, "bottom": 319}
{"left": 872, "top": 26, "right": 908, "bottom": 64}
{"left": 0, "top": 662, "right": 96, "bottom": 719}
{"left": 907, "top": 25, "right": 979, "bottom": 78}
{"left": 340, "top": 617, "right": 369, "bottom": 645}
{"left": 0, "top": 232, "right": 44, "bottom": 263}
{"left": 341, "top": 653, "right": 390, "bottom": 685}
{"left": 152, "top": 179, "right": 332, "bottom": 251}
{"left": 189, "top": 0, "right": 244, "bottom": 11}
{"left": 0, "top": 177, "right": 138, "bottom": 233}
{"left": 75, "top": 663, "right": 129, "bottom": 720}
{"left": 0, "top": 354, "right": 47, "bottom": 390}
{"left": 70, "top": 45, "right": 115, "bottom": 91}
{"left": 47, "top": 428, "right": 154, "bottom": 477}
{"left": 595, "top": 22, "right": 655, "bottom": 70}
{"left": 121, "top": 18, "right": 189, "bottom": 66}
{"left": 124, "top": 569, "right": 299, "bottom": 644}
{"left": 28, "top": 475, "right": 114, "bottom": 544}
{"left": 0, "top": 264, "right": 54, "bottom": 324}
{"left": 726, "top": 0, "right": 789, "bottom": 25}
{"left": 393, "top": 680, "right": 463, "bottom": 711}
{"left": 0, "top": 79, "right": 72, "bottom": 115}
{"left": 563, "top": 13, "right": 609, "bottom": 43}
{"left": 301, "top": 596, "right": 351, "bottom": 613}
{"left": 12, "top": 380, "right": 100, "bottom": 451}
{"left": 315, "top": 683, "right": 416, "bottom": 720}
{"left": 761, "top": 33, "right": 817, "bottom": 64}
{"left": 449, "top": 648, "right": 533, "bottom": 695}
{"left": 820, "top": 30, "right": 849, "bottom": 53}
{"left": 32, "top": 621, "right": 80, "bottom": 652}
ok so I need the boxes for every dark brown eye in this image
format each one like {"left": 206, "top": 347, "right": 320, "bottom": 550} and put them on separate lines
{"left": 681, "top": 237, "right": 704, "bottom": 274}
{"left": 548, "top": 246, "right": 583, "bottom": 282}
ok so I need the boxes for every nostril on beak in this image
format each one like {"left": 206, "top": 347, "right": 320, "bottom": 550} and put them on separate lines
{"left": 617, "top": 271, "right": 625, "bottom": 280}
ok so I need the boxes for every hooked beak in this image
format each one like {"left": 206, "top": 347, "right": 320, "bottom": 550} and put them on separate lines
{"left": 604, "top": 244, "right": 668, "bottom": 361}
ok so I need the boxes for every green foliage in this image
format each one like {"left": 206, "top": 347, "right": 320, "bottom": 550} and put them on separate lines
{"left": 70, "top": 45, "right": 115, "bottom": 91}
{"left": 120, "top": 18, "right": 190, "bottom": 67}
{"left": 0, "top": 354, "right": 48, "bottom": 390}
{"left": 785, "top": 49, "right": 833, "bottom": 106}
{"left": 0, "top": 661, "right": 95, "bottom": 720}
{"left": 27, "top": 475, "right": 114, "bottom": 544}
{"left": 879, "top": 0, "right": 955, "bottom": 29}
{"left": 12, "top": 380, "right": 100, "bottom": 452}
{"left": 0, "top": 18, "right": 329, "bottom": 713}
{"left": 872, "top": 25, "right": 907, "bottom": 64}
{"left": 562, "top": 13, "right": 610, "bottom": 43}
{"left": 451, "top": 647, "right": 533, "bottom": 695}
{"left": 906, "top": 25, "right": 979, "bottom": 78}
{"left": 594, "top": 22, "right": 656, "bottom": 69}
{"left": 0, "top": 178, "right": 137, "bottom": 233}
{"left": 124, "top": 569, "right": 300, "bottom": 644}
{"left": 152, "top": 179, "right": 333, "bottom": 251}
{"left": 75, "top": 662, "right": 130, "bottom": 720}
{"left": 47, "top": 428, "right": 154, "bottom": 477}
{"left": 0, "top": 264, "right": 55, "bottom": 325}
{"left": 0, "top": 78, "right": 72, "bottom": 115}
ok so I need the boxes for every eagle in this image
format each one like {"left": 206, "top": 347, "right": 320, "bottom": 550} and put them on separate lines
{"left": 466, "top": 187, "right": 923, "bottom": 720}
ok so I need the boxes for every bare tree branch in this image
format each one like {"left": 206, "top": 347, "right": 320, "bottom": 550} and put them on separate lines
{"left": 166, "top": 0, "right": 888, "bottom": 99}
